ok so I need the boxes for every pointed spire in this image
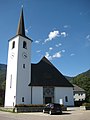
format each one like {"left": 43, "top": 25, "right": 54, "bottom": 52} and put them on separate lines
{"left": 16, "top": 7, "right": 25, "bottom": 36}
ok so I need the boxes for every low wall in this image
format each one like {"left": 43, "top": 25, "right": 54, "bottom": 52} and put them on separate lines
{"left": 80, "top": 106, "right": 90, "bottom": 110}
{"left": 0, "top": 107, "right": 14, "bottom": 112}
{"left": 0, "top": 106, "right": 67, "bottom": 113}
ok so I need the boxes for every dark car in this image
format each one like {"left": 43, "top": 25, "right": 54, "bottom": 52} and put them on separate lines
{"left": 43, "top": 103, "right": 62, "bottom": 115}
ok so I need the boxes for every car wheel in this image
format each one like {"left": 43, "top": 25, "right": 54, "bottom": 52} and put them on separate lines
{"left": 59, "top": 111, "right": 62, "bottom": 115}
{"left": 43, "top": 109, "right": 45, "bottom": 113}
{"left": 49, "top": 110, "right": 52, "bottom": 115}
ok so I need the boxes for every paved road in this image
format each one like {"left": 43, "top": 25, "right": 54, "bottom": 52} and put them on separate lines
{"left": 0, "top": 110, "right": 90, "bottom": 120}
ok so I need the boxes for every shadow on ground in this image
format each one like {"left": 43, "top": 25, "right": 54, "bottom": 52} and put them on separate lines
{"left": 62, "top": 112, "right": 71, "bottom": 115}
{"left": 50, "top": 112, "right": 71, "bottom": 115}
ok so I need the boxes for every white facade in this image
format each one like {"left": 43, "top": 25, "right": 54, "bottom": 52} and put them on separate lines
{"left": 5, "top": 35, "right": 31, "bottom": 107}
{"left": 30, "top": 86, "right": 74, "bottom": 106}
{"left": 54, "top": 87, "right": 74, "bottom": 106}
{"left": 31, "top": 87, "right": 43, "bottom": 104}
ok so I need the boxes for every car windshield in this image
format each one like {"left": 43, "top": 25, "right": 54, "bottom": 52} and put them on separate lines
{"left": 46, "top": 103, "right": 60, "bottom": 108}
{"left": 46, "top": 104, "right": 50, "bottom": 107}
{"left": 54, "top": 104, "right": 60, "bottom": 108}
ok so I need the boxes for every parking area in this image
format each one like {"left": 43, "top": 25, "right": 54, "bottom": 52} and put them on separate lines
{"left": 0, "top": 110, "right": 90, "bottom": 120}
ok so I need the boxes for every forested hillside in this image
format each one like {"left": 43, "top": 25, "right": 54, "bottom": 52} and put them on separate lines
{"left": 0, "top": 64, "right": 6, "bottom": 105}
{"left": 0, "top": 64, "right": 6, "bottom": 90}
{"left": 70, "top": 70, "right": 90, "bottom": 102}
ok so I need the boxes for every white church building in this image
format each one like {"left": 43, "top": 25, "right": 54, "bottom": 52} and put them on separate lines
{"left": 5, "top": 9, "right": 74, "bottom": 108}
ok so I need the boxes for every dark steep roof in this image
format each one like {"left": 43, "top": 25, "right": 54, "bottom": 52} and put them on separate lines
{"left": 30, "top": 57, "right": 73, "bottom": 87}
{"left": 16, "top": 8, "right": 25, "bottom": 37}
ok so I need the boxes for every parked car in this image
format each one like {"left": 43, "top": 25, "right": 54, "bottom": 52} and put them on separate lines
{"left": 43, "top": 103, "right": 62, "bottom": 115}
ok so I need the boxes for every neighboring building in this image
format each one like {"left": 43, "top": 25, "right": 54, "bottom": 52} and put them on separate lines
{"left": 73, "top": 84, "right": 86, "bottom": 106}
{"left": 4, "top": 8, "right": 74, "bottom": 108}
{"left": 73, "top": 84, "right": 86, "bottom": 101}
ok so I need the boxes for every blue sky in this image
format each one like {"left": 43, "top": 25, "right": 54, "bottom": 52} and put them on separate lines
{"left": 0, "top": 0, "right": 90, "bottom": 77}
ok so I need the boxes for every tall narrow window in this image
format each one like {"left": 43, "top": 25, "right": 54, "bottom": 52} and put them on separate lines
{"left": 23, "top": 64, "right": 25, "bottom": 69}
{"left": 23, "top": 41, "right": 27, "bottom": 49}
{"left": 12, "top": 41, "right": 15, "bottom": 49}
{"left": 65, "top": 96, "right": 68, "bottom": 102}
{"left": 22, "top": 97, "right": 24, "bottom": 102}
{"left": 10, "top": 75, "right": 12, "bottom": 88}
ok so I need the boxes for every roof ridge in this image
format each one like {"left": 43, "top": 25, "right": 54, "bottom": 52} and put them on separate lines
{"left": 40, "top": 56, "right": 54, "bottom": 66}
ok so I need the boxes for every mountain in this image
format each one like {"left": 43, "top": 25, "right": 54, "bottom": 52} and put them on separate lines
{"left": 65, "top": 70, "right": 90, "bottom": 80}
{"left": 0, "top": 64, "right": 7, "bottom": 70}
{"left": 65, "top": 76, "right": 73, "bottom": 81}
{"left": 0, "top": 64, "right": 7, "bottom": 105}
{"left": 0, "top": 64, "right": 7, "bottom": 90}
{"left": 81, "top": 69, "right": 90, "bottom": 78}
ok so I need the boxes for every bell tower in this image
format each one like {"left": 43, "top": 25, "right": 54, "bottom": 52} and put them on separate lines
{"left": 5, "top": 8, "right": 32, "bottom": 107}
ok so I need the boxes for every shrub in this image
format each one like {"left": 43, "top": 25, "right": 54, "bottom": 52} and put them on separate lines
{"left": 15, "top": 104, "right": 45, "bottom": 107}
{"left": 82, "top": 103, "right": 90, "bottom": 107}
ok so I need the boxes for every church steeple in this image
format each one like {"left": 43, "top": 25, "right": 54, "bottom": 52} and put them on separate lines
{"left": 16, "top": 7, "right": 25, "bottom": 36}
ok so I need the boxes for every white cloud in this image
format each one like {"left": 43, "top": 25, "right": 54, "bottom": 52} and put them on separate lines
{"left": 35, "top": 40, "right": 40, "bottom": 44}
{"left": 49, "top": 47, "right": 53, "bottom": 50}
{"left": 62, "top": 49, "right": 65, "bottom": 53}
{"left": 36, "top": 50, "right": 41, "bottom": 53}
{"left": 63, "top": 25, "right": 69, "bottom": 28}
{"left": 61, "top": 32, "right": 67, "bottom": 37}
{"left": 44, "top": 30, "right": 68, "bottom": 43}
{"left": 25, "top": 26, "right": 31, "bottom": 34}
{"left": 53, "top": 51, "right": 61, "bottom": 58}
{"left": 45, "top": 30, "right": 60, "bottom": 43}
{"left": 45, "top": 52, "right": 52, "bottom": 60}
{"left": 25, "top": 29, "right": 28, "bottom": 34}
{"left": 85, "top": 35, "right": 90, "bottom": 47}
{"left": 70, "top": 53, "right": 75, "bottom": 56}
{"left": 45, "top": 51, "right": 62, "bottom": 60}
{"left": 55, "top": 43, "right": 62, "bottom": 47}
{"left": 86, "top": 35, "right": 90, "bottom": 41}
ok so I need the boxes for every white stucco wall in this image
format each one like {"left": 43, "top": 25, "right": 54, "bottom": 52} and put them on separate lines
{"left": 5, "top": 36, "right": 31, "bottom": 107}
{"left": 54, "top": 87, "right": 74, "bottom": 106}
{"left": 5, "top": 37, "right": 19, "bottom": 107}
{"left": 16, "top": 36, "right": 31, "bottom": 105}
{"left": 32, "top": 87, "right": 43, "bottom": 104}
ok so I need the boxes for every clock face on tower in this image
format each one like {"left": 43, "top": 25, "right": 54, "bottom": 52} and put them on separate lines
{"left": 22, "top": 52, "right": 27, "bottom": 59}
{"left": 10, "top": 52, "right": 15, "bottom": 59}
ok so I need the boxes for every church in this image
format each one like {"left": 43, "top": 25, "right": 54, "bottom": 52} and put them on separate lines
{"left": 4, "top": 8, "right": 74, "bottom": 108}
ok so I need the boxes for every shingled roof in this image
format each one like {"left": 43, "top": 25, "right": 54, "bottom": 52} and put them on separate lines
{"left": 73, "top": 84, "right": 85, "bottom": 92}
{"left": 29, "top": 57, "right": 73, "bottom": 87}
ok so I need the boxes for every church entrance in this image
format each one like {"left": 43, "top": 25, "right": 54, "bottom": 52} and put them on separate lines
{"left": 45, "top": 97, "right": 52, "bottom": 104}
{"left": 43, "top": 87, "right": 54, "bottom": 104}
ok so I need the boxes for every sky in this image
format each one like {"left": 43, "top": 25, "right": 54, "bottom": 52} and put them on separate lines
{"left": 0, "top": 0, "right": 90, "bottom": 77}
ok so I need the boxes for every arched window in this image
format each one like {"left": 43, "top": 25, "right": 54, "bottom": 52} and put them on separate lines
{"left": 22, "top": 97, "right": 24, "bottom": 102}
{"left": 65, "top": 96, "right": 68, "bottom": 102}
{"left": 23, "top": 64, "right": 25, "bottom": 69}
{"left": 23, "top": 41, "right": 27, "bottom": 49}
{"left": 10, "top": 74, "right": 12, "bottom": 88}
{"left": 12, "top": 41, "right": 15, "bottom": 49}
